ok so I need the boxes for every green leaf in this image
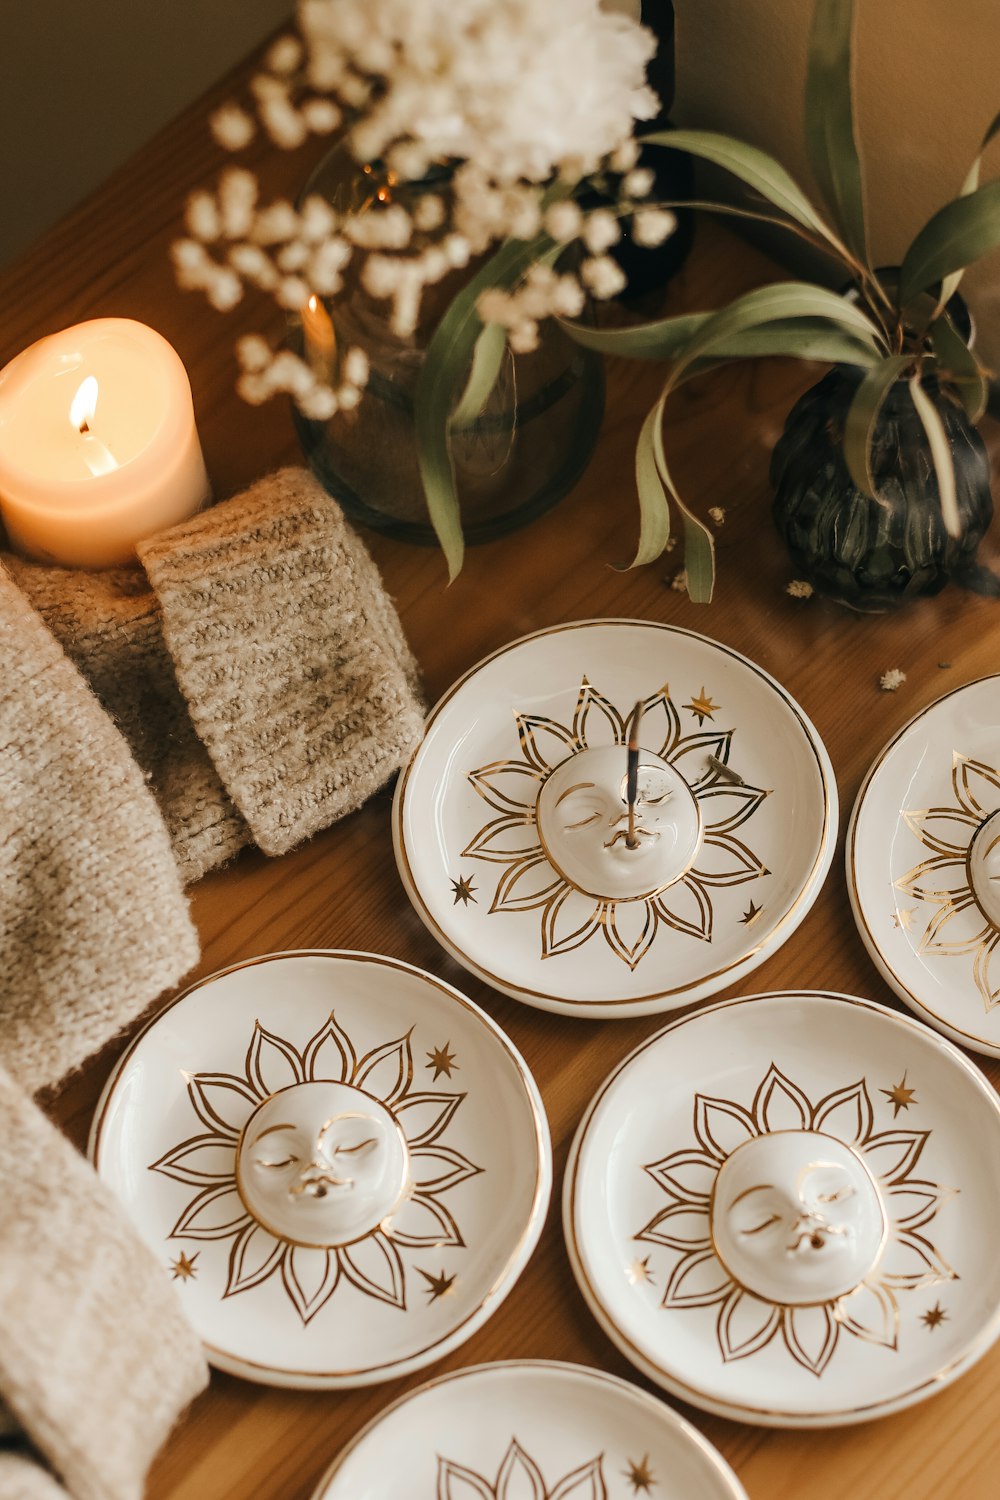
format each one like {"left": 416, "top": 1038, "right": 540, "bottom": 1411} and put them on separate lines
{"left": 930, "top": 313, "right": 988, "bottom": 423}
{"left": 629, "top": 403, "right": 672, "bottom": 567}
{"left": 414, "top": 231, "right": 553, "bottom": 579}
{"left": 938, "top": 110, "right": 1000, "bottom": 309}
{"left": 641, "top": 128, "right": 850, "bottom": 259}
{"left": 909, "top": 374, "right": 960, "bottom": 538}
{"left": 842, "top": 356, "right": 912, "bottom": 496}
{"left": 805, "top": 0, "right": 868, "bottom": 262}
{"left": 450, "top": 322, "right": 507, "bottom": 430}
{"left": 650, "top": 388, "right": 716, "bottom": 602}
{"left": 561, "top": 310, "right": 880, "bottom": 367}
{"left": 899, "top": 179, "right": 1000, "bottom": 306}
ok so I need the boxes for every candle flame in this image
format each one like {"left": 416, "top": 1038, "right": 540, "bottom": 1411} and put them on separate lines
{"left": 69, "top": 376, "right": 99, "bottom": 434}
{"left": 302, "top": 294, "right": 336, "bottom": 357}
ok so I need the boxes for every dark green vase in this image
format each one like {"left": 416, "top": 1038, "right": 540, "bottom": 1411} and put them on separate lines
{"left": 771, "top": 367, "right": 993, "bottom": 612}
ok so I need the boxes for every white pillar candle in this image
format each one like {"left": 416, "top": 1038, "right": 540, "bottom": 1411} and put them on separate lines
{"left": 0, "top": 318, "right": 211, "bottom": 568}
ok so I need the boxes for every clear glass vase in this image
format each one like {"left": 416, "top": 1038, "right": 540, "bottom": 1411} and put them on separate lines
{"left": 293, "top": 147, "right": 605, "bottom": 546}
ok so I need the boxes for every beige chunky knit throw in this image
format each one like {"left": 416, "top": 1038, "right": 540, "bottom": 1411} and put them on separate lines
{"left": 0, "top": 469, "right": 425, "bottom": 1498}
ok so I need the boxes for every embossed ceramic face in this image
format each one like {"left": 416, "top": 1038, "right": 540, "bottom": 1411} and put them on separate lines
{"left": 536, "top": 746, "right": 703, "bottom": 901}
{"left": 236, "top": 1081, "right": 409, "bottom": 1247}
{"left": 968, "top": 811, "right": 1000, "bottom": 928}
{"left": 711, "top": 1131, "right": 886, "bottom": 1305}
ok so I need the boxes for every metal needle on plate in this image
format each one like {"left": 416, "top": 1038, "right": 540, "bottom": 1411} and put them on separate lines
{"left": 625, "top": 699, "right": 644, "bottom": 848}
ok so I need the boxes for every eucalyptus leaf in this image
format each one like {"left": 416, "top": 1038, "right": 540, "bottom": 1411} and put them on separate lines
{"left": 805, "top": 0, "right": 868, "bottom": 262}
{"left": 649, "top": 387, "right": 716, "bottom": 602}
{"left": 909, "top": 374, "right": 961, "bottom": 537}
{"left": 938, "top": 110, "right": 1000, "bottom": 309}
{"left": 842, "top": 355, "right": 911, "bottom": 496}
{"left": 414, "top": 231, "right": 553, "bottom": 579}
{"left": 628, "top": 403, "right": 672, "bottom": 567}
{"left": 562, "top": 310, "right": 879, "bottom": 366}
{"left": 640, "top": 128, "right": 849, "bottom": 258}
{"left": 899, "top": 179, "right": 1000, "bottom": 307}
{"left": 930, "top": 313, "right": 988, "bottom": 423}
{"left": 450, "top": 322, "right": 507, "bottom": 430}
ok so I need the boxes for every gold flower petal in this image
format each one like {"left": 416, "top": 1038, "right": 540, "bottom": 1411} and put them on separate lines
{"left": 693, "top": 1094, "right": 758, "bottom": 1162}
{"left": 836, "top": 1280, "right": 898, "bottom": 1350}
{"left": 753, "top": 1064, "right": 811, "bottom": 1134}
{"left": 490, "top": 854, "right": 564, "bottom": 914}
{"left": 652, "top": 877, "right": 712, "bottom": 942}
{"left": 717, "top": 1287, "right": 782, "bottom": 1362}
{"left": 302, "top": 1011, "right": 357, "bottom": 1084}
{"left": 339, "top": 1228, "right": 406, "bottom": 1309}
{"left": 862, "top": 1128, "right": 929, "bottom": 1185}
{"left": 462, "top": 813, "right": 542, "bottom": 863}
{"left": 894, "top": 854, "right": 970, "bottom": 903}
{"left": 668, "top": 728, "right": 734, "bottom": 789}
{"left": 878, "top": 1230, "right": 955, "bottom": 1290}
{"left": 662, "top": 1248, "right": 733, "bottom": 1309}
{"left": 604, "top": 899, "right": 658, "bottom": 970}
{"left": 812, "top": 1079, "right": 874, "bottom": 1146}
{"left": 974, "top": 935, "right": 1000, "bottom": 1011}
{"left": 515, "top": 715, "right": 577, "bottom": 773}
{"left": 885, "top": 1184, "right": 949, "bottom": 1232}
{"left": 783, "top": 1303, "right": 839, "bottom": 1376}
{"left": 386, "top": 1191, "right": 465, "bottom": 1249}
{"left": 902, "top": 806, "right": 981, "bottom": 856}
{"left": 170, "top": 1184, "right": 249, "bottom": 1240}
{"left": 282, "top": 1245, "right": 340, "bottom": 1325}
{"left": 573, "top": 679, "right": 626, "bottom": 749}
{"left": 353, "top": 1031, "right": 414, "bottom": 1106}
{"left": 541, "top": 887, "right": 606, "bottom": 958}
{"left": 634, "top": 1202, "right": 712, "bottom": 1251}
{"left": 150, "top": 1135, "right": 237, "bottom": 1186}
{"left": 470, "top": 757, "right": 547, "bottom": 812}
{"left": 409, "top": 1143, "right": 483, "bottom": 1193}
{"left": 394, "top": 1090, "right": 464, "bottom": 1146}
{"left": 187, "top": 1072, "right": 261, "bottom": 1140}
{"left": 918, "top": 896, "right": 990, "bottom": 955}
{"left": 549, "top": 1458, "right": 607, "bottom": 1500}
{"left": 641, "top": 684, "right": 683, "bottom": 760}
{"left": 697, "top": 782, "right": 769, "bottom": 834}
{"left": 643, "top": 1148, "right": 719, "bottom": 1206}
{"left": 245, "top": 1021, "right": 304, "bottom": 1099}
{"left": 496, "top": 1440, "right": 548, "bottom": 1500}
{"left": 694, "top": 833, "right": 768, "bottom": 887}
{"left": 438, "top": 1459, "right": 494, "bottom": 1500}
{"left": 225, "top": 1221, "right": 284, "bottom": 1297}
{"left": 953, "top": 754, "right": 1000, "bottom": 820}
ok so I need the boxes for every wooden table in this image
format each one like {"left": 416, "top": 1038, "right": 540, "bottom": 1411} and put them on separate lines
{"left": 6, "top": 36, "right": 1000, "bottom": 1500}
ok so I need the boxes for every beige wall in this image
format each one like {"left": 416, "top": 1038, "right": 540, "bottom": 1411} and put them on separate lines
{"left": 0, "top": 1, "right": 293, "bottom": 266}
{"left": 672, "top": 0, "right": 1000, "bottom": 366}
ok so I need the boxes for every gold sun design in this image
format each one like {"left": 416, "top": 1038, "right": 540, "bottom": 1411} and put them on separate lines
{"left": 635, "top": 1064, "right": 955, "bottom": 1377}
{"left": 463, "top": 678, "right": 770, "bottom": 970}
{"left": 895, "top": 753, "right": 1000, "bottom": 1010}
{"left": 438, "top": 1439, "right": 605, "bottom": 1500}
{"left": 150, "top": 1013, "right": 482, "bottom": 1325}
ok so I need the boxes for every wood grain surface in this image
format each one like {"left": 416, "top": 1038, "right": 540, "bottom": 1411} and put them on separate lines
{"left": 5, "top": 36, "right": 1000, "bottom": 1500}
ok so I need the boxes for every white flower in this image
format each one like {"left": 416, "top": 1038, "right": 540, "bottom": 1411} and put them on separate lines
{"left": 509, "top": 319, "right": 540, "bottom": 353}
{"left": 298, "top": 385, "right": 340, "bottom": 420}
{"left": 336, "top": 382, "right": 363, "bottom": 410}
{"left": 551, "top": 274, "right": 586, "bottom": 317}
{"left": 218, "top": 168, "right": 258, "bottom": 238}
{"left": 786, "top": 579, "right": 814, "bottom": 599}
{"left": 623, "top": 166, "right": 655, "bottom": 198}
{"left": 544, "top": 200, "right": 584, "bottom": 243}
{"left": 581, "top": 254, "right": 626, "bottom": 298}
{"left": 185, "top": 192, "right": 221, "bottom": 242}
{"left": 477, "top": 287, "right": 514, "bottom": 324}
{"left": 236, "top": 335, "right": 272, "bottom": 372}
{"left": 632, "top": 208, "right": 676, "bottom": 246}
{"left": 302, "top": 97, "right": 341, "bottom": 134}
{"left": 413, "top": 195, "right": 446, "bottom": 233}
{"left": 261, "top": 97, "right": 309, "bottom": 150}
{"left": 582, "top": 207, "right": 621, "bottom": 254}
{"left": 277, "top": 241, "right": 310, "bottom": 272}
{"left": 250, "top": 200, "right": 300, "bottom": 245}
{"left": 361, "top": 254, "right": 402, "bottom": 298}
{"left": 237, "top": 371, "right": 271, "bottom": 405}
{"left": 228, "top": 243, "right": 278, "bottom": 290}
{"left": 205, "top": 268, "right": 243, "bottom": 311}
{"left": 210, "top": 104, "right": 255, "bottom": 151}
{"left": 611, "top": 138, "right": 640, "bottom": 172}
{"left": 299, "top": 194, "right": 338, "bottom": 243}
{"left": 880, "top": 668, "right": 906, "bottom": 692}
{"left": 670, "top": 569, "right": 688, "bottom": 592}
{"left": 267, "top": 35, "right": 304, "bottom": 75}
{"left": 708, "top": 506, "right": 725, "bottom": 525}
{"left": 276, "top": 274, "right": 312, "bottom": 310}
{"left": 344, "top": 347, "right": 370, "bottom": 386}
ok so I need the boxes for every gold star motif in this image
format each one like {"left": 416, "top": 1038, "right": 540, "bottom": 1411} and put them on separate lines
{"left": 626, "top": 1255, "right": 655, "bottom": 1285}
{"left": 683, "top": 687, "right": 719, "bottom": 726}
{"left": 739, "top": 900, "right": 763, "bottom": 926}
{"left": 892, "top": 907, "right": 915, "bottom": 930}
{"left": 921, "top": 1302, "right": 948, "bottom": 1331}
{"left": 417, "top": 1267, "right": 457, "bottom": 1302}
{"left": 426, "top": 1042, "right": 458, "bottom": 1080}
{"left": 450, "top": 874, "right": 478, "bottom": 905}
{"left": 170, "top": 1252, "right": 199, "bottom": 1282}
{"left": 880, "top": 1072, "right": 917, "bottom": 1118}
{"left": 624, "top": 1455, "right": 656, "bottom": 1493}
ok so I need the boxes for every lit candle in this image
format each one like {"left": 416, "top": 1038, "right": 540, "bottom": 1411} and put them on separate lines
{"left": 0, "top": 318, "right": 211, "bottom": 568}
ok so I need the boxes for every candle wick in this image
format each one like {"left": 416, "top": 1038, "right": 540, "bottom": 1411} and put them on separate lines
{"left": 79, "top": 419, "right": 90, "bottom": 435}
{"left": 625, "top": 698, "right": 644, "bottom": 850}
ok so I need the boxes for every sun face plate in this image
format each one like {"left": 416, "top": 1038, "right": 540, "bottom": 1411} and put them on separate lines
{"left": 563, "top": 991, "right": 1000, "bottom": 1427}
{"left": 393, "top": 620, "right": 837, "bottom": 1017}
{"left": 311, "top": 1360, "right": 748, "bottom": 1499}
{"left": 849, "top": 675, "right": 1000, "bottom": 1056}
{"left": 89, "top": 951, "right": 551, "bottom": 1389}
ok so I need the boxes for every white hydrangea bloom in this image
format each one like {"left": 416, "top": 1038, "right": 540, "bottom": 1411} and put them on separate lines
{"left": 581, "top": 254, "right": 627, "bottom": 298}
{"left": 633, "top": 207, "right": 676, "bottom": 247}
{"left": 622, "top": 166, "right": 655, "bottom": 198}
{"left": 544, "top": 200, "right": 584, "bottom": 243}
{"left": 210, "top": 104, "right": 256, "bottom": 152}
{"left": 582, "top": 208, "right": 621, "bottom": 254}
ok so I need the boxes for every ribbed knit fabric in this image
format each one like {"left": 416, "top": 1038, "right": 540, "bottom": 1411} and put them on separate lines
{"left": 0, "top": 1453, "right": 71, "bottom": 1499}
{"left": 137, "top": 468, "right": 425, "bottom": 856}
{"left": 0, "top": 1063, "right": 207, "bottom": 1500}
{"left": 5, "top": 558, "right": 249, "bottom": 886}
{"left": 0, "top": 564, "right": 200, "bottom": 1094}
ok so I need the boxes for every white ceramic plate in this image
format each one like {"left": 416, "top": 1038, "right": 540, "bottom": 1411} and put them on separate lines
{"left": 90, "top": 950, "right": 551, "bottom": 1389}
{"left": 311, "top": 1360, "right": 748, "bottom": 1499}
{"left": 393, "top": 620, "right": 837, "bottom": 1017}
{"left": 564, "top": 991, "right": 1000, "bottom": 1427}
{"left": 849, "top": 676, "right": 1000, "bottom": 1056}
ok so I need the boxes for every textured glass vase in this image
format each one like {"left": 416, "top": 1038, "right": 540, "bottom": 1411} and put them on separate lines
{"left": 293, "top": 148, "right": 605, "bottom": 546}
